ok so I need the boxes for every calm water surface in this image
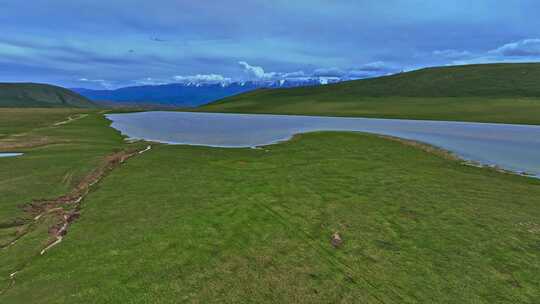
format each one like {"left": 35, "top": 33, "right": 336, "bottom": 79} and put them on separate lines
{"left": 107, "top": 112, "right": 540, "bottom": 177}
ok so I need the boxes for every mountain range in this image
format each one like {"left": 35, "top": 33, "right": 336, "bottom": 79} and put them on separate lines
{"left": 72, "top": 78, "right": 342, "bottom": 107}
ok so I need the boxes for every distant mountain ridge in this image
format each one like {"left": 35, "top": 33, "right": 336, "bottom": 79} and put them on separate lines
{"left": 73, "top": 78, "right": 342, "bottom": 107}
{"left": 0, "top": 83, "right": 96, "bottom": 108}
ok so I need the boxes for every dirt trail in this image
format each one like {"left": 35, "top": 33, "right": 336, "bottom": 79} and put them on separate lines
{"left": 32, "top": 145, "right": 153, "bottom": 254}
{"left": 0, "top": 145, "right": 152, "bottom": 295}
{"left": 53, "top": 114, "right": 88, "bottom": 126}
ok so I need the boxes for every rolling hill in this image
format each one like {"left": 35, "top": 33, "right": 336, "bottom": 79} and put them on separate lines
{"left": 198, "top": 63, "right": 540, "bottom": 124}
{"left": 0, "top": 83, "right": 96, "bottom": 108}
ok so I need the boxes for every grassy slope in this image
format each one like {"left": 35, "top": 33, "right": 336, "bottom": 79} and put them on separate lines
{"left": 0, "top": 83, "right": 96, "bottom": 108}
{"left": 198, "top": 63, "right": 540, "bottom": 124}
{"left": 1, "top": 111, "right": 539, "bottom": 302}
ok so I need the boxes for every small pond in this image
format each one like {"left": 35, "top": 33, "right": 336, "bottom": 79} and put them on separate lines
{"left": 0, "top": 153, "right": 23, "bottom": 158}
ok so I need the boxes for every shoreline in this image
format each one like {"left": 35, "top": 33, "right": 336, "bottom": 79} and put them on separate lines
{"left": 105, "top": 112, "right": 540, "bottom": 179}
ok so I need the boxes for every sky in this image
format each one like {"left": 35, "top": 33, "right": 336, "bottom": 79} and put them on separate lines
{"left": 1, "top": 0, "right": 540, "bottom": 89}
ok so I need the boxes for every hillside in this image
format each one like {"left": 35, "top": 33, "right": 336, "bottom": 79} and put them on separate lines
{"left": 198, "top": 63, "right": 540, "bottom": 124}
{"left": 0, "top": 83, "right": 96, "bottom": 108}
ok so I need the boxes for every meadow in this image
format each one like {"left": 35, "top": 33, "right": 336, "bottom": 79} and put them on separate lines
{"left": 1, "top": 108, "right": 539, "bottom": 303}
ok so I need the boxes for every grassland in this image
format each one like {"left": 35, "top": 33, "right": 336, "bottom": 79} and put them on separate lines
{"left": 198, "top": 63, "right": 540, "bottom": 124}
{"left": 0, "top": 108, "right": 147, "bottom": 298}
{"left": 0, "top": 108, "right": 92, "bottom": 139}
{"left": 1, "top": 108, "right": 539, "bottom": 303}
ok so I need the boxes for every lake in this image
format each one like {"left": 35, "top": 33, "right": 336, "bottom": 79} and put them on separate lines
{"left": 107, "top": 112, "right": 540, "bottom": 178}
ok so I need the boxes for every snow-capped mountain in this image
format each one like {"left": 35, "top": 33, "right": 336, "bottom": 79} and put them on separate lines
{"left": 72, "top": 78, "right": 344, "bottom": 107}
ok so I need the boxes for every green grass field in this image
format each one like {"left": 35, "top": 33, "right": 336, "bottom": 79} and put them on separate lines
{"left": 0, "top": 108, "right": 90, "bottom": 138}
{"left": 0, "top": 109, "right": 147, "bottom": 300}
{"left": 1, "top": 108, "right": 539, "bottom": 303}
{"left": 198, "top": 63, "right": 540, "bottom": 125}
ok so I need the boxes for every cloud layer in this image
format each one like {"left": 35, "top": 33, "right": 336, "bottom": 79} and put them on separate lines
{"left": 173, "top": 74, "right": 232, "bottom": 84}
{"left": 1, "top": 1, "right": 540, "bottom": 89}
{"left": 490, "top": 39, "right": 540, "bottom": 57}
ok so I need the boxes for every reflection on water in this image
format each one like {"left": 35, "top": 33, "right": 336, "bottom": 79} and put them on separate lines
{"left": 107, "top": 112, "right": 540, "bottom": 178}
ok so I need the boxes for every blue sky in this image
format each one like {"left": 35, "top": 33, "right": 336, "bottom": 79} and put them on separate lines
{"left": 1, "top": 0, "right": 540, "bottom": 89}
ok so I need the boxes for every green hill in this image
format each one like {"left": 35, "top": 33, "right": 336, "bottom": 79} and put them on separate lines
{"left": 0, "top": 83, "right": 96, "bottom": 108}
{"left": 198, "top": 63, "right": 540, "bottom": 124}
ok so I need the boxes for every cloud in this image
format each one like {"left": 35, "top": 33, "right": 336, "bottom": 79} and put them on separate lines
{"left": 312, "top": 67, "right": 346, "bottom": 77}
{"left": 173, "top": 74, "right": 232, "bottom": 84}
{"left": 433, "top": 49, "right": 473, "bottom": 59}
{"left": 346, "top": 70, "right": 375, "bottom": 78}
{"left": 74, "top": 60, "right": 404, "bottom": 89}
{"left": 315, "top": 62, "right": 399, "bottom": 79}
{"left": 77, "top": 78, "right": 114, "bottom": 89}
{"left": 237, "top": 60, "right": 399, "bottom": 83}
{"left": 282, "top": 71, "right": 306, "bottom": 78}
{"left": 358, "top": 61, "right": 394, "bottom": 71}
{"left": 75, "top": 60, "right": 402, "bottom": 89}
{"left": 134, "top": 77, "right": 169, "bottom": 86}
{"left": 238, "top": 61, "right": 276, "bottom": 79}
{"left": 442, "top": 38, "right": 540, "bottom": 65}
{"left": 238, "top": 61, "right": 393, "bottom": 82}
{"left": 4, "top": 1, "right": 540, "bottom": 88}
{"left": 490, "top": 38, "right": 540, "bottom": 57}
